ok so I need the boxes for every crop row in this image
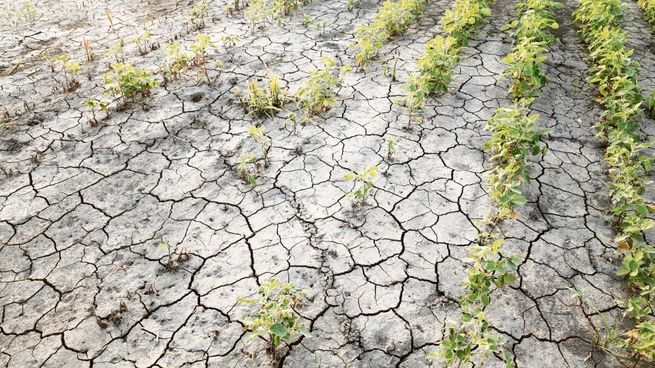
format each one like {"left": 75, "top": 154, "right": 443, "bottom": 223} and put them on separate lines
{"left": 435, "top": 0, "right": 561, "bottom": 366}
{"left": 638, "top": 0, "right": 655, "bottom": 29}
{"left": 350, "top": 0, "right": 427, "bottom": 66}
{"left": 401, "top": 0, "right": 491, "bottom": 118}
{"left": 574, "top": 0, "right": 655, "bottom": 361}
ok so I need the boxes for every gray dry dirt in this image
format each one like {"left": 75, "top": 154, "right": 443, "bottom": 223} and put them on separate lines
{"left": 1, "top": 0, "right": 655, "bottom": 367}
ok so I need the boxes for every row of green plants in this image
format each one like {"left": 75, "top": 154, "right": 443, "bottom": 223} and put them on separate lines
{"left": 245, "top": 0, "right": 311, "bottom": 29}
{"left": 574, "top": 0, "right": 655, "bottom": 361}
{"left": 350, "top": 0, "right": 427, "bottom": 66}
{"left": 434, "top": 0, "right": 560, "bottom": 366}
{"left": 637, "top": 0, "right": 655, "bottom": 30}
{"left": 401, "top": 0, "right": 491, "bottom": 120}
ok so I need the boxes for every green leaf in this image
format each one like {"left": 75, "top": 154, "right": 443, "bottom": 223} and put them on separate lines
{"left": 270, "top": 323, "right": 287, "bottom": 337}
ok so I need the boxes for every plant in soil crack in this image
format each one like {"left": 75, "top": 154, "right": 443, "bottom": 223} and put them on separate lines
{"left": 190, "top": 34, "right": 215, "bottom": 84}
{"left": 131, "top": 18, "right": 155, "bottom": 55}
{"left": 646, "top": 90, "right": 655, "bottom": 119}
{"left": 344, "top": 165, "right": 378, "bottom": 206}
{"left": 238, "top": 155, "right": 258, "bottom": 186}
{"left": 159, "top": 240, "right": 189, "bottom": 271}
{"left": 220, "top": 34, "right": 239, "bottom": 47}
{"left": 161, "top": 42, "right": 192, "bottom": 79}
{"left": 55, "top": 54, "right": 81, "bottom": 91}
{"left": 82, "top": 97, "right": 109, "bottom": 126}
{"left": 296, "top": 56, "right": 349, "bottom": 116}
{"left": 17, "top": 0, "right": 36, "bottom": 21}
{"left": 189, "top": 0, "right": 209, "bottom": 29}
{"left": 386, "top": 138, "right": 396, "bottom": 161}
{"left": 240, "top": 72, "right": 287, "bottom": 116}
{"left": 238, "top": 278, "right": 309, "bottom": 358}
{"left": 107, "top": 39, "right": 125, "bottom": 64}
{"left": 248, "top": 126, "right": 272, "bottom": 166}
{"left": 103, "top": 63, "right": 157, "bottom": 105}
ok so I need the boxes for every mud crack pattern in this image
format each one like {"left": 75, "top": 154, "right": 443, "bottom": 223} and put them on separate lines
{"left": 1, "top": 0, "right": 655, "bottom": 367}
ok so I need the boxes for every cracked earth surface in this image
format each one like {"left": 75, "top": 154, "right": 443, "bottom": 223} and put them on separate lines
{"left": 1, "top": 0, "right": 655, "bottom": 367}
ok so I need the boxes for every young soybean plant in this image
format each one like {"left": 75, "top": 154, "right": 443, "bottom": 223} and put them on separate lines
{"left": 247, "top": 126, "right": 272, "bottom": 166}
{"left": 344, "top": 166, "right": 378, "bottom": 206}
{"left": 238, "top": 278, "right": 309, "bottom": 354}
{"left": 189, "top": 0, "right": 209, "bottom": 29}
{"left": 103, "top": 63, "right": 157, "bottom": 105}
{"left": 55, "top": 54, "right": 81, "bottom": 91}
{"left": 161, "top": 42, "right": 192, "bottom": 79}
{"left": 82, "top": 97, "right": 109, "bottom": 126}
{"left": 238, "top": 155, "right": 258, "bottom": 186}
{"left": 296, "top": 56, "right": 349, "bottom": 116}
{"left": 386, "top": 138, "right": 396, "bottom": 160}
{"left": 190, "top": 34, "right": 215, "bottom": 84}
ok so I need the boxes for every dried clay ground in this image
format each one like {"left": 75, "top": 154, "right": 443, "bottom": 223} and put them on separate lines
{"left": 2, "top": 0, "right": 655, "bottom": 367}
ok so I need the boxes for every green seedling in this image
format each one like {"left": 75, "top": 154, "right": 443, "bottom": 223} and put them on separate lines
{"left": 103, "top": 63, "right": 157, "bottom": 104}
{"left": 315, "top": 20, "right": 326, "bottom": 33}
{"left": 389, "top": 53, "right": 399, "bottom": 81}
{"left": 161, "top": 42, "right": 192, "bottom": 79}
{"left": 131, "top": 18, "right": 154, "bottom": 55}
{"left": 220, "top": 34, "right": 239, "bottom": 47}
{"left": 238, "top": 278, "right": 309, "bottom": 351}
{"left": 55, "top": 54, "right": 81, "bottom": 91}
{"left": 238, "top": 155, "right": 258, "bottom": 186}
{"left": 190, "top": 34, "right": 215, "bottom": 84}
{"left": 347, "top": 0, "right": 359, "bottom": 11}
{"left": 247, "top": 126, "right": 272, "bottom": 166}
{"left": 189, "top": 0, "right": 209, "bottom": 29}
{"left": 302, "top": 15, "right": 312, "bottom": 27}
{"left": 18, "top": 0, "right": 35, "bottom": 21}
{"left": 386, "top": 138, "right": 396, "bottom": 160}
{"left": 343, "top": 165, "right": 377, "bottom": 206}
{"left": 82, "top": 97, "right": 109, "bottom": 125}
{"left": 225, "top": 0, "right": 245, "bottom": 16}
{"left": 106, "top": 39, "right": 125, "bottom": 64}
{"left": 245, "top": 0, "right": 310, "bottom": 29}
{"left": 296, "top": 56, "right": 349, "bottom": 116}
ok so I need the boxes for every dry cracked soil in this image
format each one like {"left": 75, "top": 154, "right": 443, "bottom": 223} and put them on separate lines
{"left": 1, "top": 0, "right": 655, "bottom": 367}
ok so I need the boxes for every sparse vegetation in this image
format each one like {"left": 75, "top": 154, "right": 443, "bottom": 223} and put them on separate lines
{"left": 238, "top": 278, "right": 308, "bottom": 352}
{"left": 55, "top": 54, "right": 81, "bottom": 91}
{"left": 238, "top": 155, "right": 258, "bottom": 186}
{"left": 247, "top": 126, "right": 272, "bottom": 166}
{"left": 103, "top": 63, "right": 157, "bottom": 104}
{"left": 296, "top": 56, "right": 349, "bottom": 116}
{"left": 82, "top": 97, "right": 109, "bottom": 125}
{"left": 161, "top": 42, "right": 192, "bottom": 79}
{"left": 386, "top": 138, "right": 396, "bottom": 161}
{"left": 189, "top": 0, "right": 209, "bottom": 29}
{"left": 245, "top": 0, "right": 310, "bottom": 29}
{"left": 240, "top": 72, "right": 287, "bottom": 116}
{"left": 343, "top": 165, "right": 378, "bottom": 206}
{"left": 190, "top": 34, "right": 215, "bottom": 83}
{"left": 351, "top": 0, "right": 427, "bottom": 66}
